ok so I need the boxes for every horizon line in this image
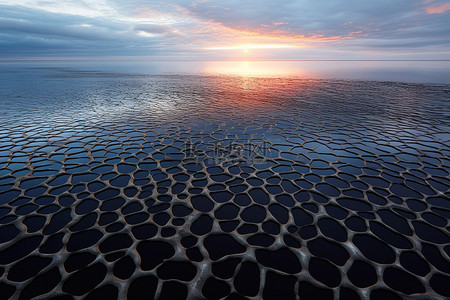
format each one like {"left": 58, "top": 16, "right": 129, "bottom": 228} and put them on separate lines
{"left": 1, "top": 58, "right": 450, "bottom": 62}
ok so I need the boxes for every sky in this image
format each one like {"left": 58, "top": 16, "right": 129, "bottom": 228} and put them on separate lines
{"left": 1, "top": 0, "right": 450, "bottom": 59}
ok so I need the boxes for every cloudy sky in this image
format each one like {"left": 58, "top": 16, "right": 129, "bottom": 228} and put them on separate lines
{"left": 1, "top": 0, "right": 450, "bottom": 59}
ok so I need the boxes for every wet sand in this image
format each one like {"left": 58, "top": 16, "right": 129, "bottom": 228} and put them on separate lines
{"left": 0, "top": 68, "right": 449, "bottom": 299}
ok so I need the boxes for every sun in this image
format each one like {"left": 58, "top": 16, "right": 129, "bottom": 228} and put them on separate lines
{"left": 243, "top": 49, "right": 249, "bottom": 53}
{"left": 206, "top": 44, "right": 295, "bottom": 51}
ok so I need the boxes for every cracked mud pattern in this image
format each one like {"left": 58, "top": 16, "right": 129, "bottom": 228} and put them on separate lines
{"left": 0, "top": 68, "right": 449, "bottom": 300}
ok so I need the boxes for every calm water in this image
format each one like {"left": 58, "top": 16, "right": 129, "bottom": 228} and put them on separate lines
{"left": 2, "top": 59, "right": 450, "bottom": 83}
{"left": 0, "top": 61, "right": 449, "bottom": 299}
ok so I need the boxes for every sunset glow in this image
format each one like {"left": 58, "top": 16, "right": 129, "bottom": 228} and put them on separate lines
{"left": 203, "top": 61, "right": 305, "bottom": 78}
{"left": 205, "top": 44, "right": 297, "bottom": 50}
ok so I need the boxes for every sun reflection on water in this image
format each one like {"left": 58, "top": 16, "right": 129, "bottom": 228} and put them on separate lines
{"left": 203, "top": 61, "right": 304, "bottom": 78}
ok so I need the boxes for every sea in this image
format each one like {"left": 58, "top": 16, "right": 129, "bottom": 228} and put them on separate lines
{"left": 0, "top": 60, "right": 449, "bottom": 299}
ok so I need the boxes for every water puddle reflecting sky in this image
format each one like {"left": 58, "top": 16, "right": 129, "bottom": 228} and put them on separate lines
{"left": 0, "top": 62, "right": 449, "bottom": 299}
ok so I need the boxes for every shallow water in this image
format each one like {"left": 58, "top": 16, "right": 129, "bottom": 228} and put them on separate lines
{"left": 0, "top": 65, "right": 449, "bottom": 299}
{"left": 3, "top": 59, "right": 450, "bottom": 83}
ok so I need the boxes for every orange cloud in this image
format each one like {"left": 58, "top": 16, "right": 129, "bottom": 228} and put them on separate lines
{"left": 153, "top": 3, "right": 372, "bottom": 51}
{"left": 190, "top": 19, "right": 363, "bottom": 50}
{"left": 425, "top": 2, "right": 450, "bottom": 14}
{"left": 272, "top": 22, "right": 288, "bottom": 26}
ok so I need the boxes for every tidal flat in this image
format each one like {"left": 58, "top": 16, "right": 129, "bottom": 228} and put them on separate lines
{"left": 0, "top": 62, "right": 449, "bottom": 299}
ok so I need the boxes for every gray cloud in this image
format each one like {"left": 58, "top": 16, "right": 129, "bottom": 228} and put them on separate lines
{"left": 0, "top": 18, "right": 121, "bottom": 41}
{"left": 0, "top": 4, "right": 169, "bottom": 56}
{"left": 180, "top": 0, "right": 450, "bottom": 43}
{"left": 134, "top": 24, "right": 180, "bottom": 37}
{"left": 0, "top": 1, "right": 449, "bottom": 58}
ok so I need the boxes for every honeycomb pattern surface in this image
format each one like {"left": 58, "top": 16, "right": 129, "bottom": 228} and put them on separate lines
{"left": 0, "top": 68, "right": 449, "bottom": 299}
